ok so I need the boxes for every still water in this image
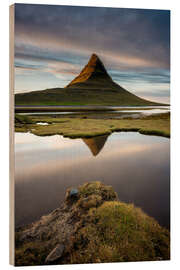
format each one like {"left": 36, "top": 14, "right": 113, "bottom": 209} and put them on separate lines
{"left": 19, "top": 107, "right": 170, "bottom": 117}
{"left": 15, "top": 132, "right": 170, "bottom": 228}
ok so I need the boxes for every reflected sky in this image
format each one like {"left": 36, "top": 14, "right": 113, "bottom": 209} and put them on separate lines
{"left": 15, "top": 132, "right": 170, "bottom": 229}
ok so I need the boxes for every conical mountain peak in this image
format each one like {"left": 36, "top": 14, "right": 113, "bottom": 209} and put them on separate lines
{"left": 86, "top": 53, "right": 108, "bottom": 73}
{"left": 88, "top": 53, "right": 102, "bottom": 65}
{"left": 66, "top": 53, "right": 112, "bottom": 88}
{"left": 89, "top": 53, "right": 99, "bottom": 61}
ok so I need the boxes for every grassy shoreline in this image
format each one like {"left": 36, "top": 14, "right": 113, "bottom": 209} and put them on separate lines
{"left": 15, "top": 105, "right": 169, "bottom": 113}
{"left": 15, "top": 112, "right": 170, "bottom": 138}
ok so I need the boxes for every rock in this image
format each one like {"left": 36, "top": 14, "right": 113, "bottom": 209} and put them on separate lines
{"left": 45, "top": 243, "right": 64, "bottom": 263}
{"left": 65, "top": 188, "right": 79, "bottom": 204}
{"left": 70, "top": 188, "right": 79, "bottom": 197}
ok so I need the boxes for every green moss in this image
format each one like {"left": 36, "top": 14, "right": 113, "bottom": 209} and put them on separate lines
{"left": 15, "top": 182, "right": 170, "bottom": 266}
{"left": 69, "top": 200, "right": 170, "bottom": 264}
{"left": 15, "top": 236, "right": 58, "bottom": 266}
{"left": 79, "top": 182, "right": 118, "bottom": 201}
{"left": 77, "top": 194, "right": 102, "bottom": 210}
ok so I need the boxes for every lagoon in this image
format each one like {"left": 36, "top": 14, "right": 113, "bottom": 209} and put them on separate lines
{"left": 15, "top": 131, "right": 170, "bottom": 229}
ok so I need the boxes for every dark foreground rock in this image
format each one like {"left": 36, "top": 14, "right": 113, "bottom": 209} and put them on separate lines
{"left": 45, "top": 244, "right": 64, "bottom": 263}
{"left": 15, "top": 181, "right": 170, "bottom": 266}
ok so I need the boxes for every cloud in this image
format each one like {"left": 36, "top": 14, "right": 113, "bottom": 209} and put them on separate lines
{"left": 109, "top": 69, "right": 170, "bottom": 85}
{"left": 14, "top": 4, "right": 170, "bottom": 103}
{"left": 15, "top": 4, "right": 170, "bottom": 69}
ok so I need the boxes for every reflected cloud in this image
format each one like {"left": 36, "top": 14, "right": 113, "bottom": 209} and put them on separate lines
{"left": 15, "top": 132, "right": 82, "bottom": 152}
{"left": 15, "top": 132, "right": 169, "bottom": 181}
{"left": 15, "top": 131, "right": 170, "bottom": 228}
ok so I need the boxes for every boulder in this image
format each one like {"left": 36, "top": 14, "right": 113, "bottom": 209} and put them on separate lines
{"left": 45, "top": 243, "right": 64, "bottom": 263}
{"left": 65, "top": 188, "right": 79, "bottom": 204}
{"left": 70, "top": 188, "right": 79, "bottom": 197}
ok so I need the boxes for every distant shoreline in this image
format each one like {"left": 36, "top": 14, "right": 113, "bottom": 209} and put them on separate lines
{"left": 15, "top": 105, "right": 170, "bottom": 113}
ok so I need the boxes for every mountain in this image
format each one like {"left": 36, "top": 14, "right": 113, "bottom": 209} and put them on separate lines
{"left": 15, "top": 53, "right": 164, "bottom": 106}
{"left": 66, "top": 53, "right": 113, "bottom": 88}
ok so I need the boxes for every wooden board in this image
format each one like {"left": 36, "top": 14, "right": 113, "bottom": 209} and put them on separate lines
{"left": 9, "top": 4, "right": 14, "bottom": 266}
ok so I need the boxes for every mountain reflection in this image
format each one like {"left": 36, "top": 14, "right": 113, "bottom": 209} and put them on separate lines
{"left": 82, "top": 134, "right": 109, "bottom": 156}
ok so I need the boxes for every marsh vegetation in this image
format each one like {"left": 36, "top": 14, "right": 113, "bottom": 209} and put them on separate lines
{"left": 15, "top": 112, "right": 170, "bottom": 138}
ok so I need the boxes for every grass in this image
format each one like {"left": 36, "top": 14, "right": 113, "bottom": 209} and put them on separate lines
{"left": 15, "top": 114, "right": 34, "bottom": 124}
{"left": 15, "top": 114, "right": 35, "bottom": 132}
{"left": 15, "top": 112, "right": 170, "bottom": 138}
{"left": 69, "top": 202, "right": 170, "bottom": 263}
{"left": 15, "top": 87, "right": 166, "bottom": 106}
{"left": 15, "top": 101, "right": 91, "bottom": 106}
{"left": 15, "top": 182, "right": 170, "bottom": 266}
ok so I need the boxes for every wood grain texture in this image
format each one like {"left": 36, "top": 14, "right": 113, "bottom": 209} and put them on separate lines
{"left": 9, "top": 4, "right": 15, "bottom": 266}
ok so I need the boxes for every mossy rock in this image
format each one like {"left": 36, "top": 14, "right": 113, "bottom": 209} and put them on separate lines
{"left": 69, "top": 200, "right": 170, "bottom": 264}
{"left": 77, "top": 194, "right": 103, "bottom": 210}
{"left": 78, "top": 181, "right": 118, "bottom": 202}
{"left": 15, "top": 181, "right": 170, "bottom": 266}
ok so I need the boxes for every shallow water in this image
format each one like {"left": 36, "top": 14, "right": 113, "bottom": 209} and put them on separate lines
{"left": 15, "top": 132, "right": 170, "bottom": 229}
{"left": 36, "top": 122, "right": 49, "bottom": 125}
{"left": 16, "top": 105, "right": 169, "bottom": 109}
{"left": 19, "top": 106, "right": 170, "bottom": 117}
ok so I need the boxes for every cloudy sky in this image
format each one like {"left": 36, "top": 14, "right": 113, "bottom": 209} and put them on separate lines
{"left": 14, "top": 4, "right": 170, "bottom": 103}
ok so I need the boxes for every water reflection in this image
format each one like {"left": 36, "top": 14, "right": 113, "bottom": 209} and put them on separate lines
{"left": 83, "top": 135, "right": 109, "bottom": 156}
{"left": 15, "top": 132, "right": 170, "bottom": 229}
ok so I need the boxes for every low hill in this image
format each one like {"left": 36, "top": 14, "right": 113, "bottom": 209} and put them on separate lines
{"left": 15, "top": 54, "right": 165, "bottom": 106}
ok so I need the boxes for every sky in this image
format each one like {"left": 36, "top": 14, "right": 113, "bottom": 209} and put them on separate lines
{"left": 14, "top": 4, "right": 170, "bottom": 103}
